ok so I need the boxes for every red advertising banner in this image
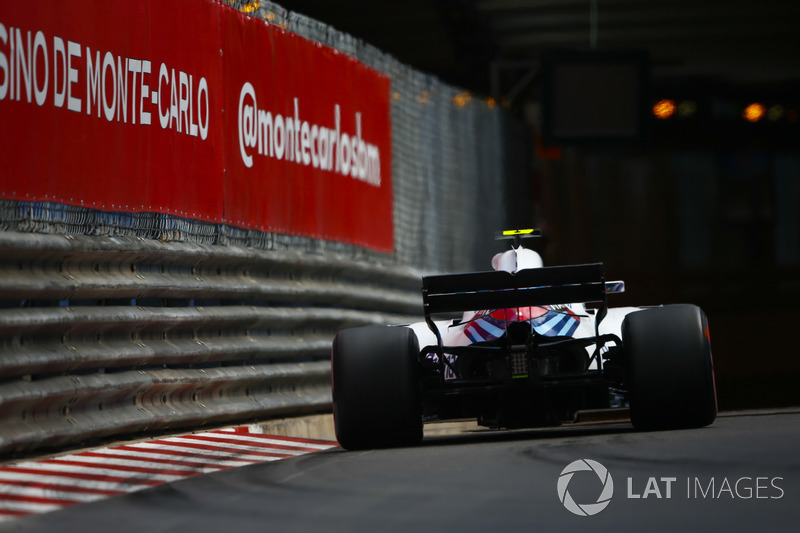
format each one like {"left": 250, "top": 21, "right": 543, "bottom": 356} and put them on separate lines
{"left": 223, "top": 11, "right": 394, "bottom": 252}
{"left": 0, "top": 1, "right": 394, "bottom": 253}
{"left": 0, "top": 0, "right": 225, "bottom": 221}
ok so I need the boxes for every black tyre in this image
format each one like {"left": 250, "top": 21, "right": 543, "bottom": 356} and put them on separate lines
{"left": 622, "top": 304, "right": 717, "bottom": 430}
{"left": 332, "top": 325, "right": 423, "bottom": 449}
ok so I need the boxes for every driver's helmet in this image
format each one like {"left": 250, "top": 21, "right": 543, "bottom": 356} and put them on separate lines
{"left": 491, "top": 247, "right": 543, "bottom": 273}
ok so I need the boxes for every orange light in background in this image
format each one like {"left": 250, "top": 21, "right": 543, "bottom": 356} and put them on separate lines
{"left": 453, "top": 91, "right": 472, "bottom": 108}
{"left": 742, "top": 103, "right": 766, "bottom": 122}
{"left": 653, "top": 99, "right": 676, "bottom": 119}
{"left": 417, "top": 89, "right": 435, "bottom": 106}
{"left": 486, "top": 97, "right": 496, "bottom": 110}
{"left": 241, "top": 1, "right": 259, "bottom": 13}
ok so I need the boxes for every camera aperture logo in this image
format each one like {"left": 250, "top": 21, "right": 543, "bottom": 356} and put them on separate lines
{"left": 558, "top": 459, "right": 785, "bottom": 517}
{"left": 557, "top": 459, "right": 614, "bottom": 516}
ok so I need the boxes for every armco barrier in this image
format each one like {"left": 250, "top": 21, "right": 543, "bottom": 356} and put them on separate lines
{"left": 0, "top": 232, "right": 422, "bottom": 456}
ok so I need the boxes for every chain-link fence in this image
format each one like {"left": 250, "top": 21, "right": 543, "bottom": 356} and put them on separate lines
{"left": 0, "top": 0, "right": 531, "bottom": 273}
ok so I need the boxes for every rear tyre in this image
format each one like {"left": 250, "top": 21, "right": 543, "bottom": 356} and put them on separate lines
{"left": 332, "top": 325, "right": 423, "bottom": 449}
{"left": 622, "top": 304, "right": 717, "bottom": 430}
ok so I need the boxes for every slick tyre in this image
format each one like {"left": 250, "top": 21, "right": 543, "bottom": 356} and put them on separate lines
{"left": 622, "top": 304, "right": 717, "bottom": 430}
{"left": 332, "top": 325, "right": 423, "bottom": 450}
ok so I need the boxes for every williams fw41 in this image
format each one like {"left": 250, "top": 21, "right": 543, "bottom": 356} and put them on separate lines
{"left": 331, "top": 230, "right": 717, "bottom": 449}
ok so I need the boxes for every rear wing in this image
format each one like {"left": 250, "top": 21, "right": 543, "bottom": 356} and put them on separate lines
{"left": 422, "top": 263, "right": 623, "bottom": 350}
{"left": 423, "top": 263, "right": 606, "bottom": 316}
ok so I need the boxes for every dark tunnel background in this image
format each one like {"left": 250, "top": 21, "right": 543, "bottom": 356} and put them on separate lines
{"left": 280, "top": 0, "right": 800, "bottom": 410}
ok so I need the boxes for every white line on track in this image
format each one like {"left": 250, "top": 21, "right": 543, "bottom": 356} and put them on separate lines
{"left": 123, "top": 440, "right": 294, "bottom": 460}
{"left": 210, "top": 430, "right": 335, "bottom": 450}
{"left": 0, "top": 471, "right": 158, "bottom": 492}
{"left": 0, "top": 485, "right": 107, "bottom": 503}
{"left": 84, "top": 448, "right": 258, "bottom": 468}
{"left": 152, "top": 435, "right": 320, "bottom": 455}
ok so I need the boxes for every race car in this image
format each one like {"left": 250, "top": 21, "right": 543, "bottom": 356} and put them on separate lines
{"left": 331, "top": 229, "right": 717, "bottom": 449}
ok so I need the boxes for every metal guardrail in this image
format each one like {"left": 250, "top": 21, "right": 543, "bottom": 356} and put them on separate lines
{"left": 0, "top": 232, "right": 423, "bottom": 457}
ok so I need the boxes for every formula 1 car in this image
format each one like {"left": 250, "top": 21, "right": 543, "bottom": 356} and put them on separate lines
{"left": 331, "top": 230, "right": 717, "bottom": 449}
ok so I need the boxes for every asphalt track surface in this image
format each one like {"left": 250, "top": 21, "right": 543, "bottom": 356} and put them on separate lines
{"left": 5, "top": 410, "right": 798, "bottom": 533}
